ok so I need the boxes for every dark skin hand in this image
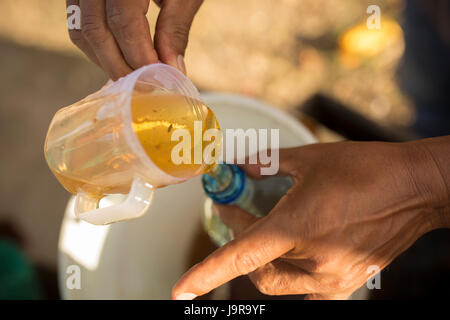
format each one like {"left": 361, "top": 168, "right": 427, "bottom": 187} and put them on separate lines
{"left": 66, "top": 0, "right": 203, "bottom": 79}
{"left": 173, "top": 136, "right": 450, "bottom": 300}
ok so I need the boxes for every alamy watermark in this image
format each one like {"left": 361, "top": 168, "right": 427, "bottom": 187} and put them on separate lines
{"left": 66, "top": 264, "right": 81, "bottom": 290}
{"left": 366, "top": 5, "right": 381, "bottom": 30}
{"left": 67, "top": 5, "right": 81, "bottom": 30}
{"left": 366, "top": 265, "right": 381, "bottom": 290}
{"left": 170, "top": 122, "right": 280, "bottom": 175}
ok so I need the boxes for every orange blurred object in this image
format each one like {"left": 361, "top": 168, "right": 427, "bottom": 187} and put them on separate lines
{"left": 339, "top": 19, "right": 403, "bottom": 68}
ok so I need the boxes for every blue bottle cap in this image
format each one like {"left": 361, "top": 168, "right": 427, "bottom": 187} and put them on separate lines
{"left": 202, "top": 164, "right": 246, "bottom": 204}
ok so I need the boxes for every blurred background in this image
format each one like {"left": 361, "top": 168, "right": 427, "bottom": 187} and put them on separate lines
{"left": 0, "top": 0, "right": 448, "bottom": 299}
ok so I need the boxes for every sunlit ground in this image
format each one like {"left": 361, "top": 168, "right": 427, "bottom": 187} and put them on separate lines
{"left": 0, "top": 0, "right": 412, "bottom": 124}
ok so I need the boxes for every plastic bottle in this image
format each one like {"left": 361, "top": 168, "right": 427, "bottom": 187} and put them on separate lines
{"left": 201, "top": 164, "right": 293, "bottom": 246}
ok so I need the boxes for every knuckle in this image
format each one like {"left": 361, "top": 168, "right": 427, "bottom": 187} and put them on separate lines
{"left": 170, "top": 23, "right": 189, "bottom": 42}
{"left": 106, "top": 10, "right": 125, "bottom": 30}
{"left": 107, "top": 10, "right": 142, "bottom": 43}
{"left": 159, "top": 22, "right": 189, "bottom": 51}
{"left": 232, "top": 252, "right": 259, "bottom": 276}
{"left": 106, "top": 10, "right": 129, "bottom": 32}
{"left": 252, "top": 272, "right": 288, "bottom": 296}
{"left": 81, "top": 15, "right": 107, "bottom": 43}
{"left": 256, "top": 282, "right": 273, "bottom": 295}
{"left": 253, "top": 275, "right": 275, "bottom": 295}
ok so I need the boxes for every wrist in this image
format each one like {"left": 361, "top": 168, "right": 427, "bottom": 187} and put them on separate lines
{"left": 402, "top": 137, "right": 450, "bottom": 229}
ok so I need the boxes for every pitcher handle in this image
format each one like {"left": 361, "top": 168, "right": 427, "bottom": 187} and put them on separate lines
{"left": 74, "top": 176, "right": 154, "bottom": 225}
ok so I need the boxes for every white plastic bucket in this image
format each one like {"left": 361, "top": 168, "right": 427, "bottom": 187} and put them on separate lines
{"left": 58, "top": 92, "right": 316, "bottom": 299}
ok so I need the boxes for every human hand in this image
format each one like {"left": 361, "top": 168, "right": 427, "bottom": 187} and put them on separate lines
{"left": 173, "top": 138, "right": 450, "bottom": 300}
{"left": 66, "top": 0, "right": 203, "bottom": 79}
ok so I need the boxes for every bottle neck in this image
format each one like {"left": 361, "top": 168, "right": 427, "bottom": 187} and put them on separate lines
{"left": 207, "top": 164, "right": 233, "bottom": 192}
{"left": 202, "top": 164, "right": 246, "bottom": 204}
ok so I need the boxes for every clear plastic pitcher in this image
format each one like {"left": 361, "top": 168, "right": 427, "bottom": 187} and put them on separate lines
{"left": 44, "top": 63, "right": 220, "bottom": 225}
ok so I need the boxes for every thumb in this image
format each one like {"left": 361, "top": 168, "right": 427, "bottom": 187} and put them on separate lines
{"left": 238, "top": 147, "right": 302, "bottom": 180}
{"left": 154, "top": 0, "right": 203, "bottom": 74}
{"left": 213, "top": 204, "right": 258, "bottom": 237}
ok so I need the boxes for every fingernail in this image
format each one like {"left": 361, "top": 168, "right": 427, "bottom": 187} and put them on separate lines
{"left": 177, "top": 55, "right": 187, "bottom": 75}
{"left": 175, "top": 292, "right": 197, "bottom": 300}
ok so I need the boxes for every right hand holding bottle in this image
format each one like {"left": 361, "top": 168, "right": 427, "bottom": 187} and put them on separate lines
{"left": 173, "top": 139, "right": 449, "bottom": 300}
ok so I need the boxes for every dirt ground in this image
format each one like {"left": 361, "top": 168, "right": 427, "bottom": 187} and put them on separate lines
{"left": 0, "top": 0, "right": 410, "bottom": 269}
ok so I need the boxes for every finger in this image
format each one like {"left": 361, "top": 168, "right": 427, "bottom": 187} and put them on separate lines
{"left": 79, "top": 0, "right": 132, "bottom": 80}
{"left": 172, "top": 214, "right": 294, "bottom": 299}
{"left": 213, "top": 204, "right": 258, "bottom": 237}
{"left": 248, "top": 260, "right": 318, "bottom": 296}
{"left": 154, "top": 0, "right": 203, "bottom": 74}
{"left": 280, "top": 257, "right": 320, "bottom": 272}
{"left": 238, "top": 147, "right": 302, "bottom": 180}
{"left": 106, "top": 0, "right": 159, "bottom": 69}
{"left": 66, "top": 0, "right": 101, "bottom": 67}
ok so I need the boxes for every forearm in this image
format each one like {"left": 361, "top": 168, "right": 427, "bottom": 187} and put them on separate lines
{"left": 406, "top": 136, "right": 450, "bottom": 228}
